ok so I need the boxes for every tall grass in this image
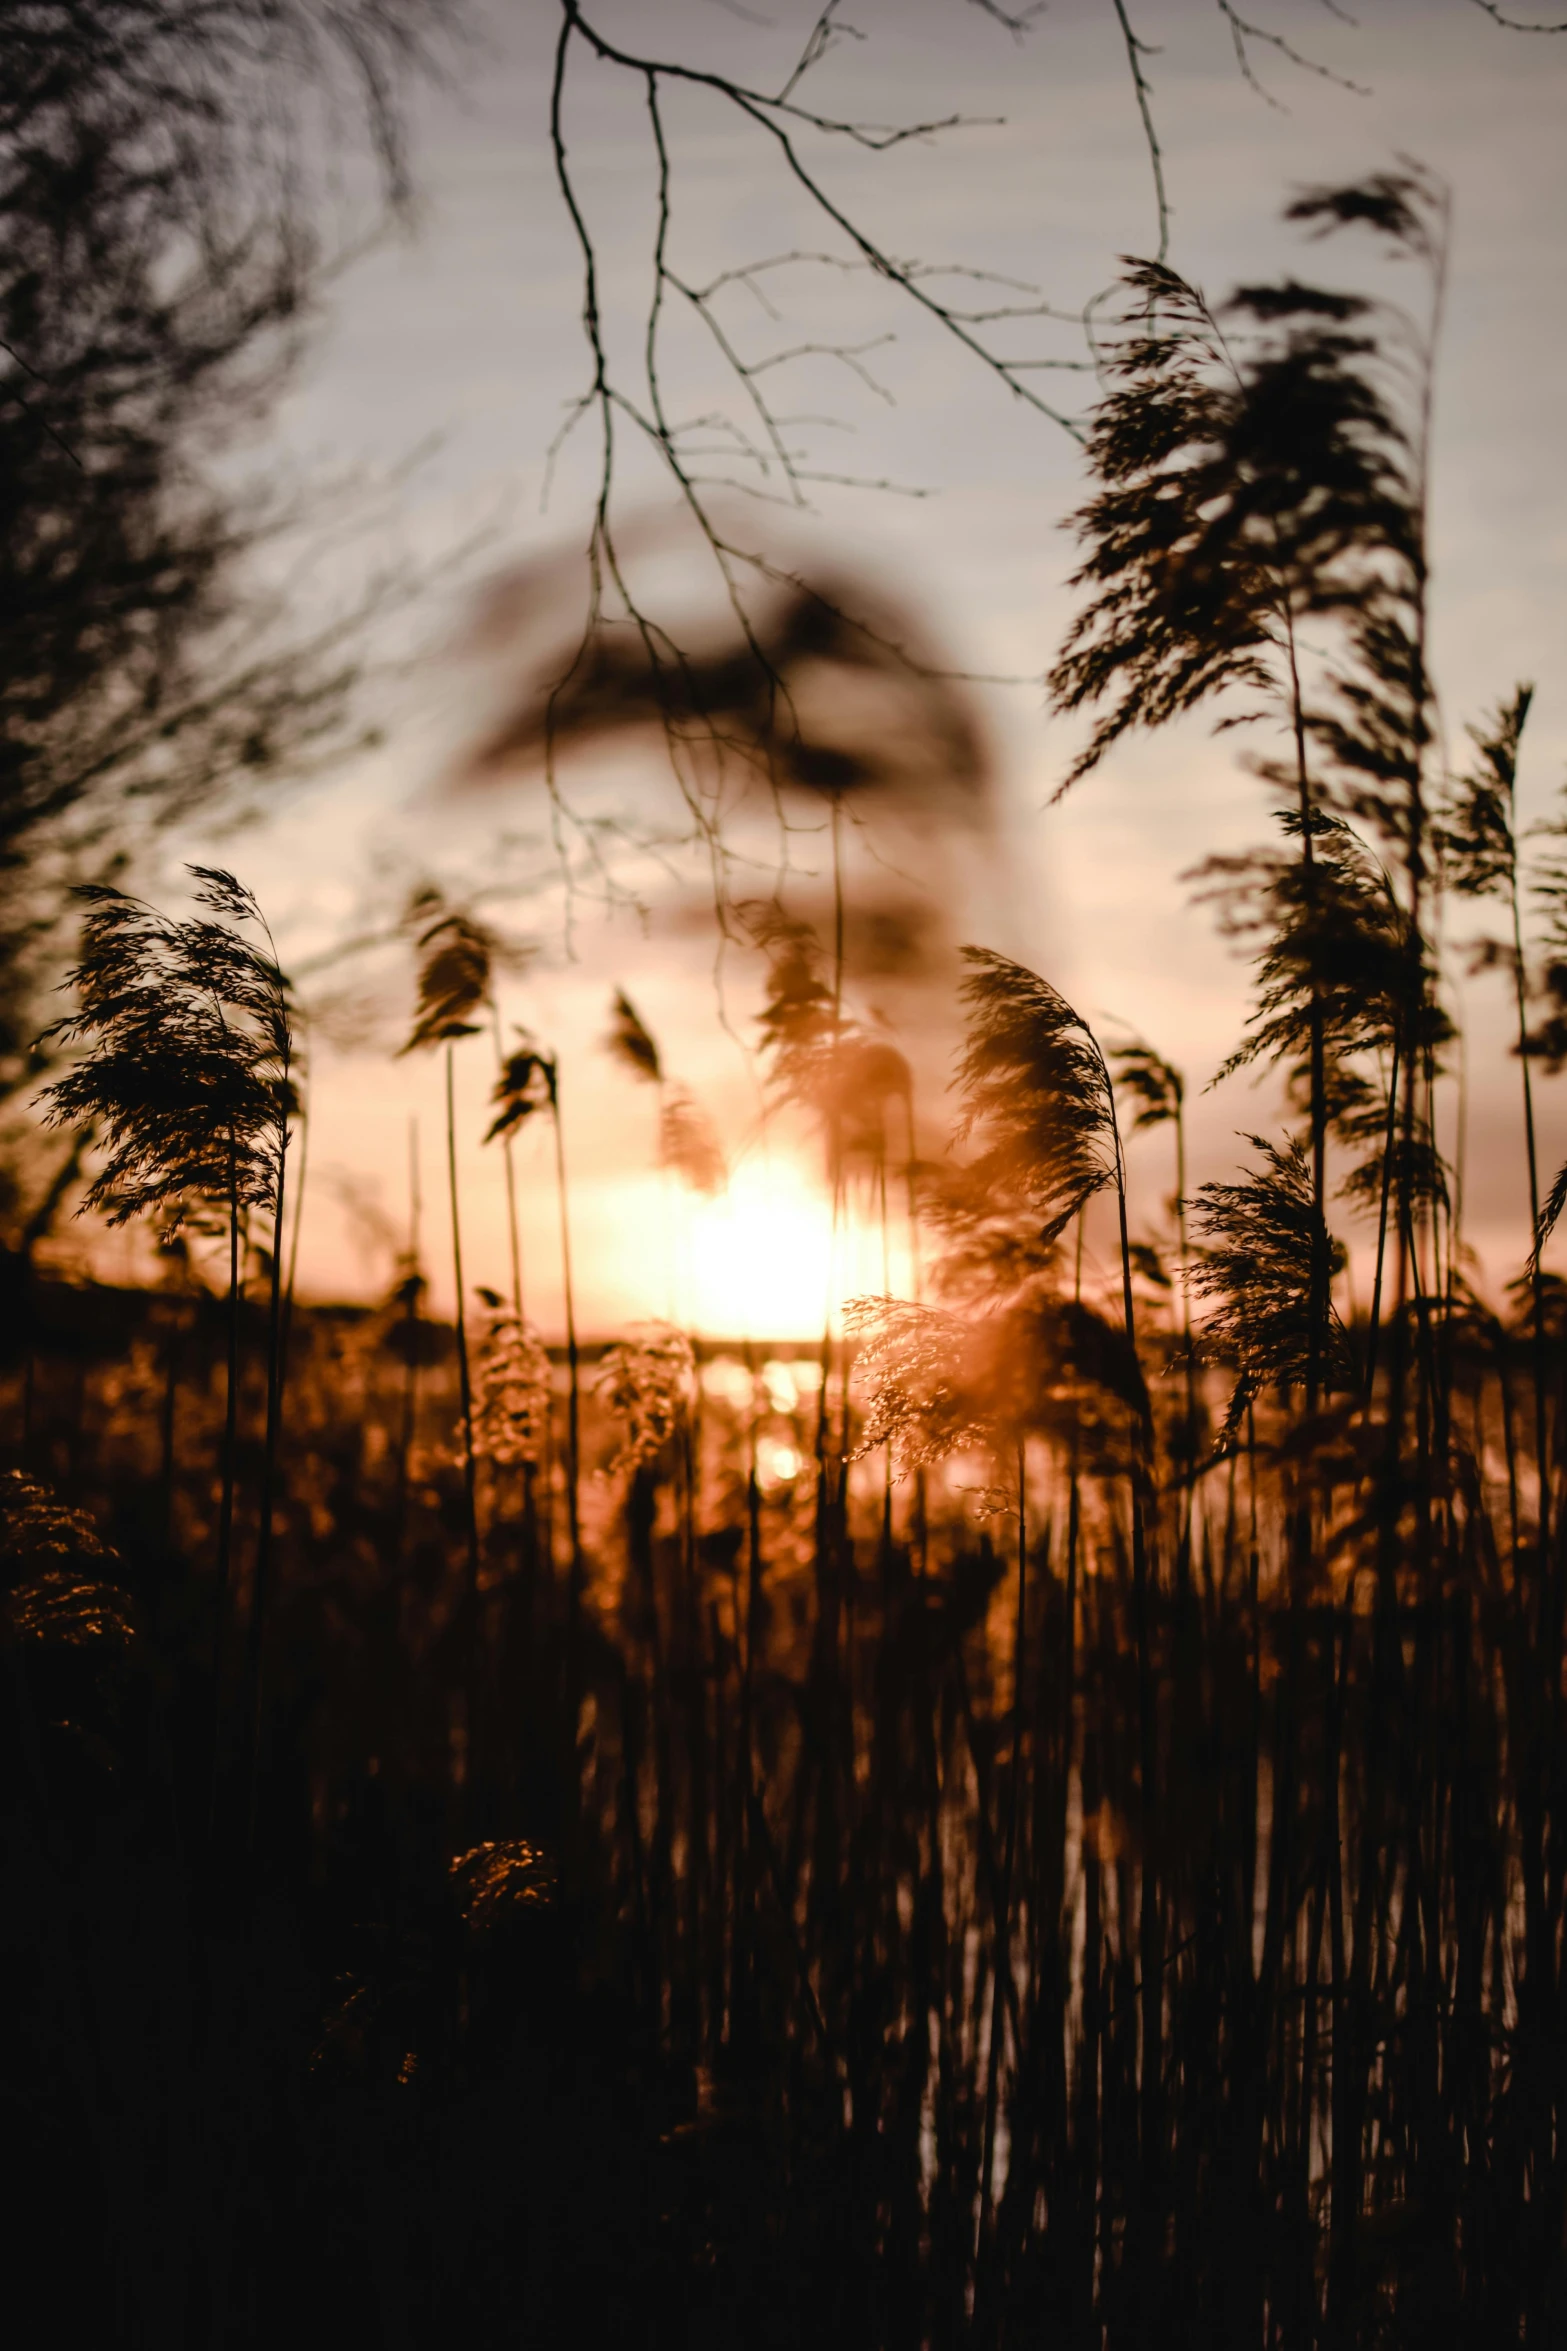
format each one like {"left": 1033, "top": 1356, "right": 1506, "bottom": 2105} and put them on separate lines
{"left": 5, "top": 169, "right": 1567, "bottom": 2348}
{"left": 9, "top": 1217, "right": 1562, "bottom": 2342}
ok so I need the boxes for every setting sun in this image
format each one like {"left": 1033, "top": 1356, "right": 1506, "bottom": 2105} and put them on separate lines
{"left": 675, "top": 1151, "right": 911, "bottom": 1341}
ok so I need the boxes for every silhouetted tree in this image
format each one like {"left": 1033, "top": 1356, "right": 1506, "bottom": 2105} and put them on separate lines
{"left": 0, "top": 0, "right": 453, "bottom": 1232}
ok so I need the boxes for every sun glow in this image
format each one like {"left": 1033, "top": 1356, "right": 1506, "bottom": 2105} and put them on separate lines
{"left": 675, "top": 1153, "right": 908, "bottom": 1342}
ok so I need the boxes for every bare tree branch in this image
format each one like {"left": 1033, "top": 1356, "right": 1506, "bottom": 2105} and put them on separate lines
{"left": 1466, "top": 0, "right": 1567, "bottom": 27}
{"left": 1213, "top": 0, "right": 1369, "bottom": 102}
{"left": 1109, "top": 0, "right": 1172, "bottom": 265}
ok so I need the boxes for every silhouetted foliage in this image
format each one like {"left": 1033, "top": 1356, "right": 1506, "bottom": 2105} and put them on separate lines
{"left": 487, "top": 1040, "right": 559, "bottom": 1141}
{"left": 1190, "top": 1132, "right": 1350, "bottom": 1435}
{"left": 658, "top": 1085, "right": 726, "bottom": 1196}
{"left": 399, "top": 905, "right": 498, "bottom": 1053}
{"left": 939, "top": 946, "right": 1119, "bottom": 1266}
{"left": 605, "top": 987, "right": 663, "bottom": 1086}
{"left": 0, "top": 0, "right": 452, "bottom": 1228}
{"left": 37, "top": 867, "right": 293, "bottom": 1227}
{"left": 1048, "top": 242, "right": 1414, "bottom": 791}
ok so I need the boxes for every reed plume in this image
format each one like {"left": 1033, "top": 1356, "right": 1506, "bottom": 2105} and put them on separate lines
{"left": 36, "top": 866, "right": 295, "bottom": 1822}
{"left": 1189, "top": 1133, "right": 1350, "bottom": 1440}
{"left": 470, "top": 1293, "right": 552, "bottom": 1470}
{"left": 1053, "top": 174, "right": 1443, "bottom": 1415}
{"left": 604, "top": 989, "right": 663, "bottom": 1088}
{"left": 605, "top": 986, "right": 726, "bottom": 1198}
{"left": 595, "top": 1323, "right": 695, "bottom": 1475}
{"left": 1440, "top": 687, "right": 1555, "bottom": 1545}
{"left": 400, "top": 900, "right": 493, "bottom": 1744}
{"left": 488, "top": 1032, "right": 584, "bottom": 1768}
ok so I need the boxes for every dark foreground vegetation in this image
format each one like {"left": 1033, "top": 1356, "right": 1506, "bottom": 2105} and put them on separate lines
{"left": 9, "top": 809, "right": 1567, "bottom": 2347}
{"left": 5, "top": 1185, "right": 1567, "bottom": 2349}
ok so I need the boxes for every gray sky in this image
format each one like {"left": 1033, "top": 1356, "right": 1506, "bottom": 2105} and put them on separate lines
{"left": 145, "top": 0, "right": 1567, "bottom": 1334}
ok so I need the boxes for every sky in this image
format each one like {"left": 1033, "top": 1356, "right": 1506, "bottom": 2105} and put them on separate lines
{"left": 117, "top": 0, "right": 1567, "bottom": 1336}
